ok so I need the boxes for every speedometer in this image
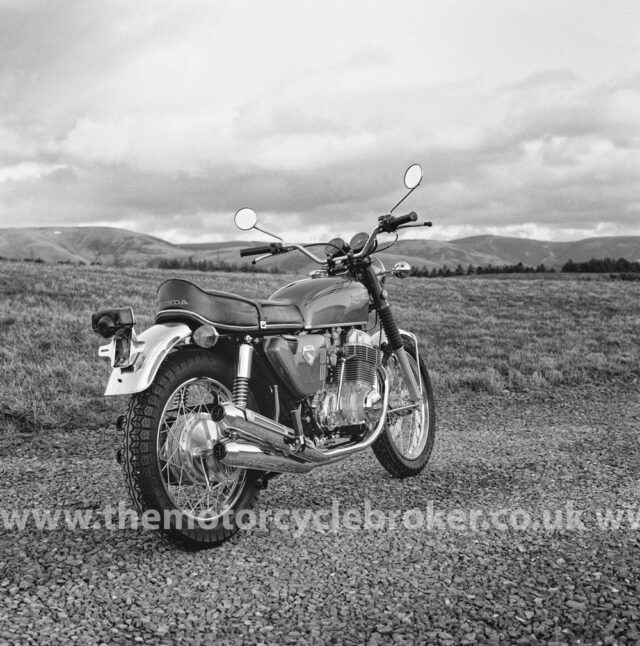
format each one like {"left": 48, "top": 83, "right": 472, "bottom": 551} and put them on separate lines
{"left": 325, "top": 237, "right": 348, "bottom": 257}
{"left": 349, "top": 231, "right": 369, "bottom": 253}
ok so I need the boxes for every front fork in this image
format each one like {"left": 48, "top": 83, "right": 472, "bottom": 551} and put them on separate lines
{"left": 361, "top": 263, "right": 422, "bottom": 403}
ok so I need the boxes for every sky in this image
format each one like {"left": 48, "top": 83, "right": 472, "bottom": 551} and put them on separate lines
{"left": 1, "top": 0, "right": 639, "bottom": 244}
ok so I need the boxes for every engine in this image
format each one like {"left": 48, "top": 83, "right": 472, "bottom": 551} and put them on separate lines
{"left": 312, "top": 329, "right": 383, "bottom": 432}
{"left": 263, "top": 328, "right": 384, "bottom": 436}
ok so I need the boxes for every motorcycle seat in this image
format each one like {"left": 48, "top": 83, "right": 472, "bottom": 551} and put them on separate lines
{"left": 155, "top": 279, "right": 304, "bottom": 332}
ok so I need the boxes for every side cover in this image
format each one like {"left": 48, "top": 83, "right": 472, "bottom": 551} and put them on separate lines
{"left": 263, "top": 334, "right": 327, "bottom": 398}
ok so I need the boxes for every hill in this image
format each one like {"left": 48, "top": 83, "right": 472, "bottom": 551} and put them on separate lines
{"left": 1, "top": 226, "right": 640, "bottom": 272}
{"left": 0, "top": 227, "right": 182, "bottom": 266}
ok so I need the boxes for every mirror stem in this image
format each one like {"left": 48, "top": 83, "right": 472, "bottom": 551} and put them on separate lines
{"left": 389, "top": 185, "right": 417, "bottom": 215}
{"left": 253, "top": 224, "right": 284, "bottom": 243}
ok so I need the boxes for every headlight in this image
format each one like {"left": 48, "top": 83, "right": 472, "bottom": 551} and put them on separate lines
{"left": 371, "top": 256, "right": 386, "bottom": 276}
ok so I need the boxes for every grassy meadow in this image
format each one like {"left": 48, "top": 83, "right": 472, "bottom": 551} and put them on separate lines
{"left": 1, "top": 259, "right": 639, "bottom": 434}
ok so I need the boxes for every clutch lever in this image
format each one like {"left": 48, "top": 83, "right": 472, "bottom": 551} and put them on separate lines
{"left": 251, "top": 244, "right": 296, "bottom": 265}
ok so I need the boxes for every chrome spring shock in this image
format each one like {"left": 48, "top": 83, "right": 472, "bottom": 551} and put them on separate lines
{"left": 232, "top": 378, "right": 249, "bottom": 407}
{"left": 233, "top": 339, "right": 253, "bottom": 408}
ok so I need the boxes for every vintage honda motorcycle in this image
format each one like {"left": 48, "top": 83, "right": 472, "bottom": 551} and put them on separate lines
{"left": 92, "top": 164, "right": 435, "bottom": 547}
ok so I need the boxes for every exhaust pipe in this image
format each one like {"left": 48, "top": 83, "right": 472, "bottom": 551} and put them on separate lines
{"left": 216, "top": 369, "right": 389, "bottom": 473}
{"left": 213, "top": 441, "right": 317, "bottom": 474}
{"left": 220, "top": 403, "right": 297, "bottom": 450}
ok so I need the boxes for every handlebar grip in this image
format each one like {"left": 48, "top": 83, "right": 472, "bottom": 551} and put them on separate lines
{"left": 393, "top": 211, "right": 418, "bottom": 227}
{"left": 378, "top": 211, "right": 418, "bottom": 233}
{"left": 239, "top": 244, "right": 274, "bottom": 257}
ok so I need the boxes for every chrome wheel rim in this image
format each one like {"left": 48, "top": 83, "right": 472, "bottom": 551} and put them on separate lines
{"left": 385, "top": 353, "right": 430, "bottom": 459}
{"left": 157, "top": 377, "right": 245, "bottom": 522}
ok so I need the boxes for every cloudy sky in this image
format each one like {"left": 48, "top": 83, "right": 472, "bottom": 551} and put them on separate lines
{"left": 1, "top": 0, "right": 639, "bottom": 244}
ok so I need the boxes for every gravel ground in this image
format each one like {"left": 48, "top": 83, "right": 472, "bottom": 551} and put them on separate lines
{"left": 1, "top": 383, "right": 640, "bottom": 645}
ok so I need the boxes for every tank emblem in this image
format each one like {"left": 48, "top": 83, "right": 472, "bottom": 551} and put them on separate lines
{"left": 302, "top": 344, "right": 317, "bottom": 365}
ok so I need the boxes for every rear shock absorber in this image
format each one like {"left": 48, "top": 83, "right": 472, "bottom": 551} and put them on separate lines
{"left": 233, "top": 337, "right": 253, "bottom": 407}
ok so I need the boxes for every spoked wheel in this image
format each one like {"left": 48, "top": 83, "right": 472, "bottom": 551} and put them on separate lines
{"left": 158, "top": 377, "right": 245, "bottom": 521}
{"left": 121, "top": 349, "right": 260, "bottom": 548}
{"left": 373, "top": 339, "right": 435, "bottom": 477}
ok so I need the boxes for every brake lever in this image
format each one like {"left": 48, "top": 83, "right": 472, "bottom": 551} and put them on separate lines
{"left": 251, "top": 253, "right": 273, "bottom": 265}
{"left": 397, "top": 222, "right": 433, "bottom": 229}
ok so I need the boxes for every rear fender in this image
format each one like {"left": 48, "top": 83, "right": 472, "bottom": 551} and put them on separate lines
{"left": 102, "top": 322, "right": 192, "bottom": 395}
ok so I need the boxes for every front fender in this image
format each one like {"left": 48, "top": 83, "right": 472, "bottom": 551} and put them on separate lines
{"left": 372, "top": 327, "right": 423, "bottom": 395}
{"left": 371, "top": 327, "right": 419, "bottom": 354}
{"left": 103, "top": 322, "right": 192, "bottom": 396}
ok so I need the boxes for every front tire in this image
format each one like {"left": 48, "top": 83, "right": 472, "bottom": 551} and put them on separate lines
{"left": 373, "top": 339, "right": 435, "bottom": 477}
{"left": 121, "top": 348, "right": 260, "bottom": 548}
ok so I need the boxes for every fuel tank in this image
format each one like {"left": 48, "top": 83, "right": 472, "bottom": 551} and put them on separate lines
{"left": 271, "top": 277, "right": 369, "bottom": 329}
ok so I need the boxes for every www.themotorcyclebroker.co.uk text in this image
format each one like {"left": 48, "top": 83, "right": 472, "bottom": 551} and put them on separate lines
{"left": 3, "top": 500, "right": 640, "bottom": 537}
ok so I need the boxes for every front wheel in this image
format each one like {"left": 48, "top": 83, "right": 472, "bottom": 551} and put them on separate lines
{"left": 373, "top": 339, "right": 435, "bottom": 477}
{"left": 121, "top": 348, "right": 260, "bottom": 548}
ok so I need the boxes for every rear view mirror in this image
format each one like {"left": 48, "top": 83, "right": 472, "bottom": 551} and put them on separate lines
{"left": 390, "top": 163, "right": 423, "bottom": 213}
{"left": 391, "top": 261, "right": 412, "bottom": 278}
{"left": 234, "top": 208, "right": 257, "bottom": 231}
{"left": 404, "top": 164, "right": 422, "bottom": 190}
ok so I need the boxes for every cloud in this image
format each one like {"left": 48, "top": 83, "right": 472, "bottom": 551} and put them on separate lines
{"left": 1, "top": 2, "right": 640, "bottom": 242}
{"left": 0, "top": 161, "right": 66, "bottom": 183}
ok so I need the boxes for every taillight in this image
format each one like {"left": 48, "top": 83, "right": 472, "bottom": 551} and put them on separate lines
{"left": 91, "top": 308, "right": 135, "bottom": 339}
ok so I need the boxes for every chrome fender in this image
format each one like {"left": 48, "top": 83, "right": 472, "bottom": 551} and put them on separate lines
{"left": 371, "top": 327, "right": 419, "bottom": 354}
{"left": 371, "top": 327, "right": 423, "bottom": 397}
{"left": 103, "top": 322, "right": 192, "bottom": 396}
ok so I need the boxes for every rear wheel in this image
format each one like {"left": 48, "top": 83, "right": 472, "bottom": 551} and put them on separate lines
{"left": 373, "top": 339, "right": 435, "bottom": 477}
{"left": 121, "top": 348, "right": 260, "bottom": 548}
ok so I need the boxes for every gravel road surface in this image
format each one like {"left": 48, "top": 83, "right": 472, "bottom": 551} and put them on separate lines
{"left": 1, "top": 384, "right": 639, "bottom": 645}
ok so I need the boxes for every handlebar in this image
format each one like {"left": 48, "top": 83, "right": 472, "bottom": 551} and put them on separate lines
{"left": 239, "top": 211, "right": 430, "bottom": 266}
{"left": 239, "top": 243, "right": 284, "bottom": 257}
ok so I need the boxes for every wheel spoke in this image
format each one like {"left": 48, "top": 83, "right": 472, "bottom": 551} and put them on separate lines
{"left": 156, "top": 377, "right": 246, "bottom": 522}
{"left": 385, "top": 353, "right": 429, "bottom": 460}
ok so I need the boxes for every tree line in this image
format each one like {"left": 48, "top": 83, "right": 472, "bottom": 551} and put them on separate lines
{"left": 2, "top": 254, "right": 639, "bottom": 277}
{"left": 413, "top": 257, "right": 640, "bottom": 278}
{"left": 150, "top": 257, "right": 282, "bottom": 274}
{"left": 560, "top": 257, "right": 640, "bottom": 273}
{"left": 412, "top": 262, "right": 553, "bottom": 277}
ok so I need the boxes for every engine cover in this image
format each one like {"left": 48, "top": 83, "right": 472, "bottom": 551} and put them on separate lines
{"left": 313, "top": 382, "right": 382, "bottom": 430}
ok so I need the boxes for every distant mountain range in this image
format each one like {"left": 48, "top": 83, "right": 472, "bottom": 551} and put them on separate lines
{"left": 1, "top": 226, "right": 640, "bottom": 273}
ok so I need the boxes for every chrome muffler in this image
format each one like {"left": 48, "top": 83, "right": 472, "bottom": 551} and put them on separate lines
{"left": 213, "top": 441, "right": 317, "bottom": 474}
{"left": 215, "top": 368, "right": 389, "bottom": 474}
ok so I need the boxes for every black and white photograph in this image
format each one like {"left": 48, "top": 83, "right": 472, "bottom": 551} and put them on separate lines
{"left": 1, "top": 1, "right": 639, "bottom": 643}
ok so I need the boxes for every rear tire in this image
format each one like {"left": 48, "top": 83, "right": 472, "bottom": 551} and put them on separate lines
{"left": 373, "top": 339, "right": 435, "bottom": 477}
{"left": 121, "top": 348, "right": 260, "bottom": 548}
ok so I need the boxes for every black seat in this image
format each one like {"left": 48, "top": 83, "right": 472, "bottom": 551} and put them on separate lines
{"left": 155, "top": 279, "right": 304, "bottom": 332}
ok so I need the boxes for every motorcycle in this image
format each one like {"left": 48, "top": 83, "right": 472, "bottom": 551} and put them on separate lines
{"left": 92, "top": 164, "right": 435, "bottom": 547}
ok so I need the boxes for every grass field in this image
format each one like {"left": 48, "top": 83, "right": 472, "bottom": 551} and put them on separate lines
{"left": 0, "top": 259, "right": 639, "bottom": 434}
{"left": 2, "top": 259, "right": 640, "bottom": 643}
